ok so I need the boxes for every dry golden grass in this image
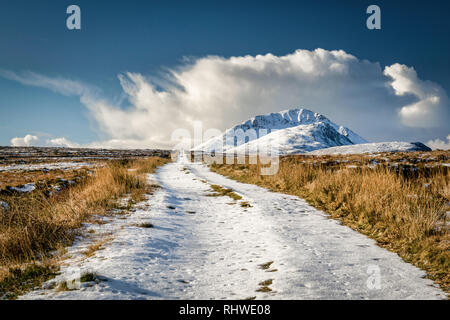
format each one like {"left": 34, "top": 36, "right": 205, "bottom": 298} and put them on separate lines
{"left": 0, "top": 168, "right": 93, "bottom": 189}
{"left": 258, "top": 261, "right": 274, "bottom": 270}
{"left": 208, "top": 151, "right": 450, "bottom": 293}
{"left": 0, "top": 156, "right": 169, "bottom": 298}
{"left": 256, "top": 286, "right": 272, "bottom": 292}
{"left": 83, "top": 240, "right": 108, "bottom": 258}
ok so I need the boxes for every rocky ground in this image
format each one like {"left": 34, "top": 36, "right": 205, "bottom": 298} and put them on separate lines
{"left": 0, "top": 146, "right": 171, "bottom": 206}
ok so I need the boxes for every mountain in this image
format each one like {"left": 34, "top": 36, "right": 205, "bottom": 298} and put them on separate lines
{"left": 307, "top": 142, "right": 432, "bottom": 155}
{"left": 192, "top": 108, "right": 367, "bottom": 154}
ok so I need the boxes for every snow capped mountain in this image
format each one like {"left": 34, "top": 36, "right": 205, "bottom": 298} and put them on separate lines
{"left": 192, "top": 108, "right": 367, "bottom": 154}
{"left": 229, "top": 122, "right": 352, "bottom": 154}
{"left": 307, "top": 142, "right": 432, "bottom": 155}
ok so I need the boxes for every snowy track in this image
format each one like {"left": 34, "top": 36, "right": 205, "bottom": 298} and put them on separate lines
{"left": 22, "top": 154, "right": 446, "bottom": 300}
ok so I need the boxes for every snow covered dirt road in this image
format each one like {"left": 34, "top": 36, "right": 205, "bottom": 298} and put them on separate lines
{"left": 21, "top": 154, "right": 446, "bottom": 300}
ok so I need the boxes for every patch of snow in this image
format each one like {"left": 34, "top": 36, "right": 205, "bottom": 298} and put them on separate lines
{"left": 10, "top": 183, "right": 35, "bottom": 193}
{"left": 308, "top": 142, "right": 432, "bottom": 155}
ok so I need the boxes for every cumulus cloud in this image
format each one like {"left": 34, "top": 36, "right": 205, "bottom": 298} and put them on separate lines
{"left": 384, "top": 64, "right": 449, "bottom": 127}
{"left": 3, "top": 49, "right": 450, "bottom": 149}
{"left": 10, "top": 134, "right": 39, "bottom": 147}
{"left": 9, "top": 133, "right": 162, "bottom": 150}
{"left": 426, "top": 134, "right": 450, "bottom": 150}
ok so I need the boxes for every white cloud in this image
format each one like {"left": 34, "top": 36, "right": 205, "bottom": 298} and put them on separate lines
{"left": 426, "top": 134, "right": 450, "bottom": 150}
{"left": 384, "top": 64, "right": 449, "bottom": 127}
{"left": 10, "top": 134, "right": 39, "bottom": 146}
{"left": 46, "top": 137, "right": 80, "bottom": 148}
{"left": 3, "top": 49, "right": 449, "bottom": 149}
{"left": 9, "top": 134, "right": 167, "bottom": 150}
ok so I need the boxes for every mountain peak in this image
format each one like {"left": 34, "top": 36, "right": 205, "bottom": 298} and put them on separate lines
{"left": 193, "top": 107, "right": 368, "bottom": 154}
{"left": 240, "top": 108, "right": 327, "bottom": 130}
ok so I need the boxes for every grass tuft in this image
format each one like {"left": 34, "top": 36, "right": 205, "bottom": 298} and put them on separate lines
{"left": 80, "top": 272, "right": 96, "bottom": 283}
{"left": 258, "top": 279, "right": 273, "bottom": 286}
{"left": 0, "top": 263, "right": 58, "bottom": 299}
{"left": 208, "top": 184, "right": 242, "bottom": 200}
{"left": 256, "top": 286, "right": 272, "bottom": 292}
{"left": 258, "top": 261, "right": 274, "bottom": 270}
{"left": 240, "top": 201, "right": 252, "bottom": 208}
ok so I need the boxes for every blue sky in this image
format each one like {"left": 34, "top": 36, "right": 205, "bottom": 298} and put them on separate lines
{"left": 0, "top": 0, "right": 449, "bottom": 148}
